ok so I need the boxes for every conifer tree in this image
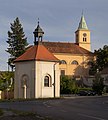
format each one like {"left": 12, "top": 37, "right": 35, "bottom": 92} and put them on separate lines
{"left": 6, "top": 17, "right": 28, "bottom": 71}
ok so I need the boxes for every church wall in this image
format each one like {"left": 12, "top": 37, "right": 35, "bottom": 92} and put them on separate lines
{"left": 75, "top": 29, "right": 91, "bottom": 51}
{"left": 35, "top": 61, "right": 60, "bottom": 98}
{"left": 54, "top": 53, "right": 94, "bottom": 77}
{"left": 14, "top": 61, "right": 35, "bottom": 99}
{"left": 77, "top": 30, "right": 90, "bottom": 43}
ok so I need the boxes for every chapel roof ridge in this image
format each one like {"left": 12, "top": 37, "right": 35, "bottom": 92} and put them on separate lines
{"left": 14, "top": 44, "right": 59, "bottom": 62}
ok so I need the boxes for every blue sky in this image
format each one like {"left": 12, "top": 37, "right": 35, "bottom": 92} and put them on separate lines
{"left": 0, "top": 0, "right": 108, "bottom": 70}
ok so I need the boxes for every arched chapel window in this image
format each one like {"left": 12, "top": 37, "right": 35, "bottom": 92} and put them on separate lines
{"left": 59, "top": 60, "right": 67, "bottom": 65}
{"left": 71, "top": 60, "right": 79, "bottom": 65}
{"left": 44, "top": 75, "right": 52, "bottom": 87}
{"left": 21, "top": 74, "right": 29, "bottom": 99}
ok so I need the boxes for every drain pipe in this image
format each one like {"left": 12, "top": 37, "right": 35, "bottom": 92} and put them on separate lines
{"left": 53, "top": 62, "right": 57, "bottom": 98}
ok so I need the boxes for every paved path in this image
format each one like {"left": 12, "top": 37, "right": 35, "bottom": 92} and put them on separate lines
{"left": 0, "top": 96, "right": 108, "bottom": 120}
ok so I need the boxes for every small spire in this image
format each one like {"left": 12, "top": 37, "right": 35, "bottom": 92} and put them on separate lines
{"left": 33, "top": 18, "right": 44, "bottom": 45}
{"left": 78, "top": 13, "right": 88, "bottom": 30}
{"left": 38, "top": 18, "right": 39, "bottom": 26}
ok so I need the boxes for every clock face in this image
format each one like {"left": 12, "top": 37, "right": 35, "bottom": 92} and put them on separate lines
{"left": 83, "top": 33, "right": 87, "bottom": 37}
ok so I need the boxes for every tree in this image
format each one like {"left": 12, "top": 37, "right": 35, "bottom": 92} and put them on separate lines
{"left": 92, "top": 74, "right": 104, "bottom": 95}
{"left": 89, "top": 45, "right": 108, "bottom": 75}
{"left": 6, "top": 17, "right": 28, "bottom": 71}
{"left": 60, "top": 76, "right": 70, "bottom": 94}
{"left": 60, "top": 76, "right": 78, "bottom": 94}
{"left": 0, "top": 72, "right": 14, "bottom": 91}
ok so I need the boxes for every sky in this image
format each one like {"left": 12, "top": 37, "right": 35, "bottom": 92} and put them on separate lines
{"left": 0, "top": 0, "right": 108, "bottom": 71}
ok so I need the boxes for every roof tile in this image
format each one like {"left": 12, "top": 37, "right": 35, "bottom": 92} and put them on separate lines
{"left": 43, "top": 41, "right": 93, "bottom": 55}
{"left": 14, "top": 44, "right": 59, "bottom": 62}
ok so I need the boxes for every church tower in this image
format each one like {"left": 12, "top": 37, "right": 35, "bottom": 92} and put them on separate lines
{"left": 33, "top": 19, "right": 44, "bottom": 45}
{"left": 75, "top": 14, "right": 91, "bottom": 51}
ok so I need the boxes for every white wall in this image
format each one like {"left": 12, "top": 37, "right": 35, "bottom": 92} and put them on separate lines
{"left": 14, "top": 60, "right": 60, "bottom": 99}
{"left": 14, "top": 61, "right": 35, "bottom": 99}
{"left": 35, "top": 61, "right": 60, "bottom": 98}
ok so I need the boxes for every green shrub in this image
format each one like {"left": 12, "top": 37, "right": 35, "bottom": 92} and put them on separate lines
{"left": 60, "top": 76, "right": 78, "bottom": 94}
{"left": 92, "top": 74, "right": 104, "bottom": 95}
{"left": 78, "top": 87, "right": 92, "bottom": 91}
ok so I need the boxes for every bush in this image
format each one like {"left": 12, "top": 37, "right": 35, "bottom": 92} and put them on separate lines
{"left": 60, "top": 76, "right": 78, "bottom": 94}
{"left": 78, "top": 87, "right": 92, "bottom": 91}
{"left": 92, "top": 74, "right": 104, "bottom": 95}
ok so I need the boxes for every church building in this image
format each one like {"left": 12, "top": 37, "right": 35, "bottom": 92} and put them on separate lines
{"left": 14, "top": 14, "right": 94, "bottom": 99}
{"left": 43, "top": 15, "right": 94, "bottom": 77}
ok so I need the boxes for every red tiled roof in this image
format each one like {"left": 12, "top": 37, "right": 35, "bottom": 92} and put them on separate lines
{"left": 14, "top": 44, "right": 59, "bottom": 62}
{"left": 43, "top": 41, "right": 93, "bottom": 55}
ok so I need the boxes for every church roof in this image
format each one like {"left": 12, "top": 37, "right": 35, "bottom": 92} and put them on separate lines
{"left": 34, "top": 21, "right": 44, "bottom": 34}
{"left": 78, "top": 15, "right": 88, "bottom": 30}
{"left": 43, "top": 41, "right": 93, "bottom": 55}
{"left": 14, "top": 44, "right": 59, "bottom": 62}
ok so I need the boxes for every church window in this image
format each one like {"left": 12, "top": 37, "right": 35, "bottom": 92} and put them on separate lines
{"left": 61, "top": 70, "right": 65, "bottom": 76}
{"left": 21, "top": 74, "right": 29, "bottom": 87}
{"left": 44, "top": 75, "right": 52, "bottom": 87}
{"left": 83, "top": 37, "right": 87, "bottom": 42}
{"left": 59, "top": 60, "right": 67, "bottom": 64}
{"left": 71, "top": 60, "right": 79, "bottom": 65}
{"left": 83, "top": 37, "right": 85, "bottom": 42}
{"left": 21, "top": 74, "right": 29, "bottom": 99}
{"left": 44, "top": 76, "right": 49, "bottom": 87}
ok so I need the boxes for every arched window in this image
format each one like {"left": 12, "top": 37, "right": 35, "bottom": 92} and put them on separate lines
{"left": 83, "top": 37, "right": 87, "bottom": 42}
{"left": 59, "top": 60, "right": 67, "bottom": 65}
{"left": 71, "top": 60, "right": 79, "bottom": 65}
{"left": 83, "top": 37, "right": 85, "bottom": 42}
{"left": 44, "top": 75, "right": 52, "bottom": 87}
{"left": 44, "top": 76, "right": 49, "bottom": 87}
{"left": 21, "top": 74, "right": 29, "bottom": 99}
{"left": 21, "top": 74, "right": 29, "bottom": 87}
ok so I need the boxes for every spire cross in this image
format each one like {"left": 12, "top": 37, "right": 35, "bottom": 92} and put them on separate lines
{"left": 38, "top": 18, "right": 39, "bottom": 25}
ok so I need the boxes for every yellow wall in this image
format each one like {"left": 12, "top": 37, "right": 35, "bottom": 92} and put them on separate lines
{"left": 54, "top": 53, "right": 94, "bottom": 77}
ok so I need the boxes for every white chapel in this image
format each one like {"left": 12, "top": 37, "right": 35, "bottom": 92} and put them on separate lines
{"left": 14, "top": 21, "right": 60, "bottom": 99}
